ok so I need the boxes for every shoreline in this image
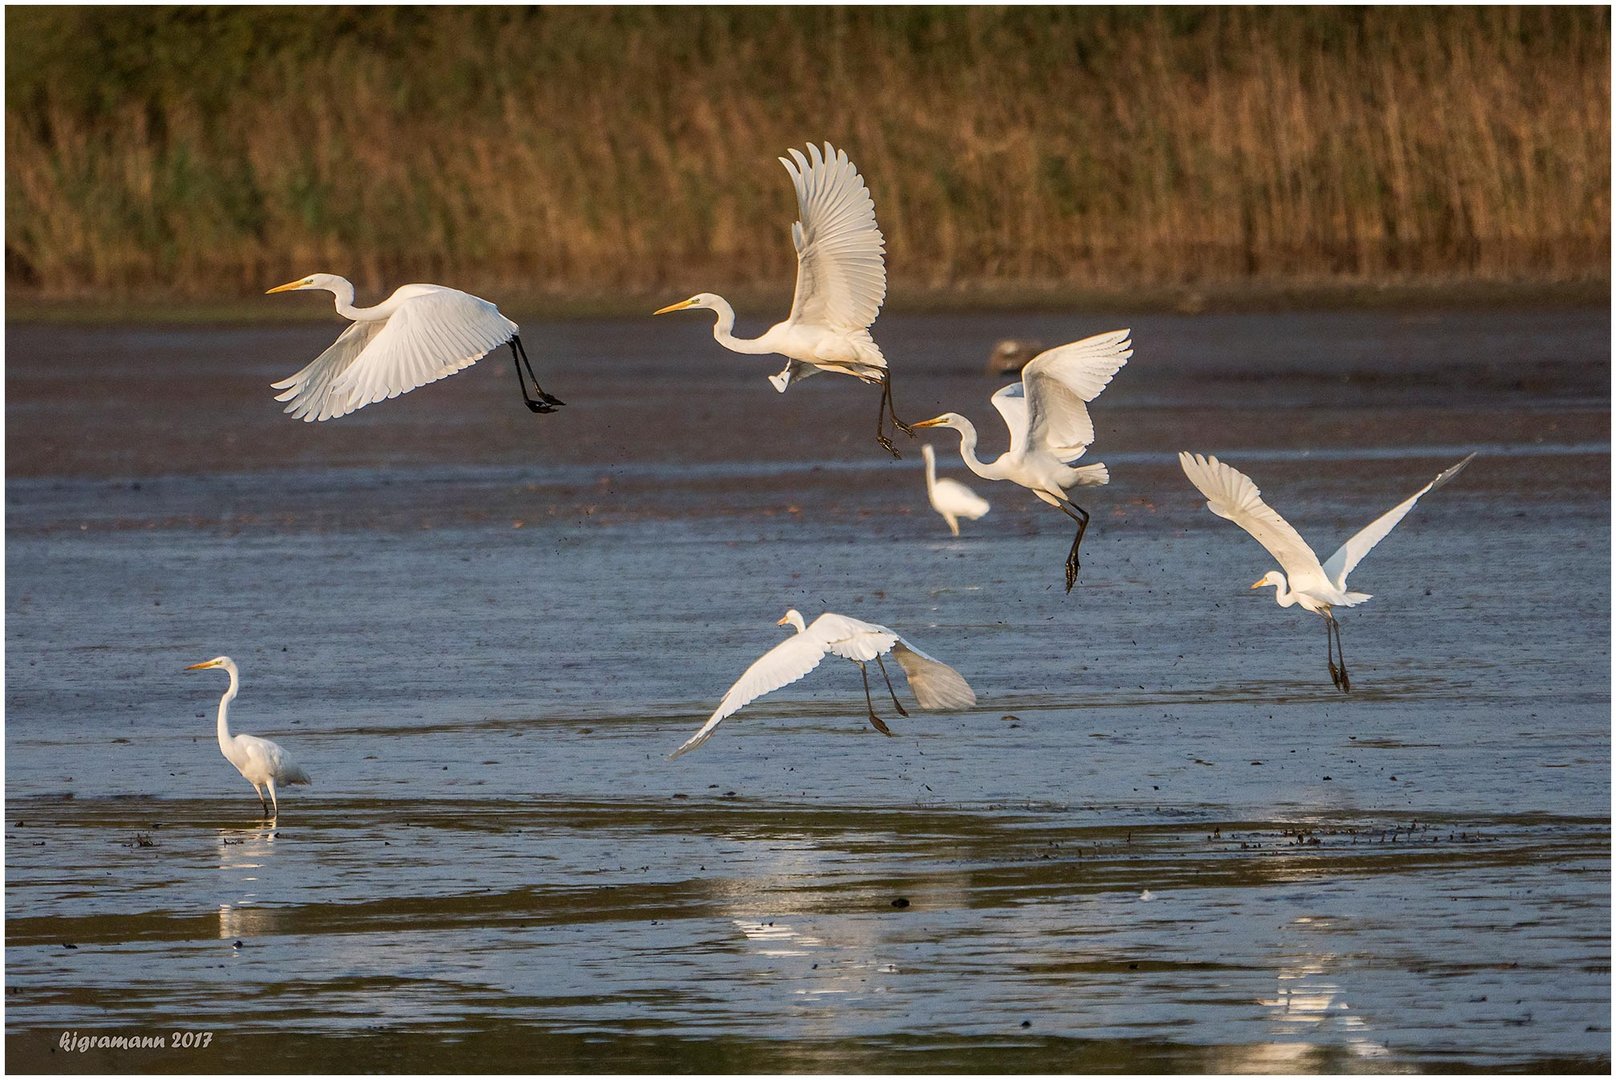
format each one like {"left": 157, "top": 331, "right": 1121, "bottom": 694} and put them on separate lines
{"left": 5, "top": 278, "right": 1608, "bottom": 326}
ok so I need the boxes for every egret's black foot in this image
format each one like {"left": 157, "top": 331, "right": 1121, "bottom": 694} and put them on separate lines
{"left": 867, "top": 713, "right": 895, "bottom": 737}
{"left": 893, "top": 700, "right": 909, "bottom": 718}
{"left": 1064, "top": 558, "right": 1080, "bottom": 593}
{"left": 1337, "top": 665, "right": 1351, "bottom": 693}
{"left": 878, "top": 434, "right": 901, "bottom": 459}
{"left": 524, "top": 400, "right": 560, "bottom": 414}
{"left": 539, "top": 392, "right": 566, "bottom": 407}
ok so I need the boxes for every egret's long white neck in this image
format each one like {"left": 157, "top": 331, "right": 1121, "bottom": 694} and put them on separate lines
{"left": 705, "top": 297, "right": 776, "bottom": 355}
{"left": 320, "top": 277, "right": 369, "bottom": 321}
{"left": 216, "top": 664, "right": 240, "bottom": 751}
{"left": 921, "top": 445, "right": 938, "bottom": 494}
{"left": 1267, "top": 576, "right": 1301, "bottom": 608}
{"left": 940, "top": 419, "right": 1012, "bottom": 482}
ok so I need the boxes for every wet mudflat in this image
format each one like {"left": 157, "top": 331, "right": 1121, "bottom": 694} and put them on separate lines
{"left": 6, "top": 307, "right": 1610, "bottom": 1072}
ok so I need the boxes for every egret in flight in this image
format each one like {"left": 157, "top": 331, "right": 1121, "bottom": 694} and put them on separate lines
{"left": 670, "top": 610, "right": 977, "bottom": 759}
{"left": 921, "top": 444, "right": 990, "bottom": 537}
{"left": 653, "top": 143, "right": 912, "bottom": 457}
{"left": 914, "top": 329, "right": 1132, "bottom": 592}
{"left": 186, "top": 657, "right": 312, "bottom": 815}
{"left": 1179, "top": 451, "right": 1476, "bottom": 691}
{"left": 266, "top": 274, "right": 564, "bottom": 421}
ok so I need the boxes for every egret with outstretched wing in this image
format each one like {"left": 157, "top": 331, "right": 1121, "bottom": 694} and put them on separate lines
{"left": 654, "top": 143, "right": 911, "bottom": 456}
{"left": 267, "top": 274, "right": 564, "bottom": 420}
{"left": 1179, "top": 451, "right": 1475, "bottom": 691}
{"left": 914, "top": 329, "right": 1132, "bottom": 592}
{"left": 670, "top": 610, "right": 976, "bottom": 758}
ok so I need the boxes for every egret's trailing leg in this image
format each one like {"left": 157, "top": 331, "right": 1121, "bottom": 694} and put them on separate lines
{"left": 875, "top": 654, "right": 910, "bottom": 717}
{"left": 857, "top": 664, "right": 896, "bottom": 736}
{"left": 874, "top": 379, "right": 901, "bottom": 459}
{"left": 1056, "top": 499, "right": 1091, "bottom": 593}
{"left": 509, "top": 337, "right": 565, "bottom": 413}
{"left": 1330, "top": 615, "right": 1351, "bottom": 693}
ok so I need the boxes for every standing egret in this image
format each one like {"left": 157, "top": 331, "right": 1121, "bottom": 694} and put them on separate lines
{"left": 266, "top": 274, "right": 564, "bottom": 421}
{"left": 913, "top": 329, "right": 1132, "bottom": 592}
{"left": 921, "top": 444, "right": 990, "bottom": 537}
{"left": 653, "top": 143, "right": 912, "bottom": 457}
{"left": 1178, "top": 451, "right": 1476, "bottom": 691}
{"left": 670, "top": 610, "right": 977, "bottom": 759}
{"left": 185, "top": 657, "right": 312, "bottom": 815}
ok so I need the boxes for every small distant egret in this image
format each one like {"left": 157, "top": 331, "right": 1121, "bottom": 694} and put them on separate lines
{"left": 185, "top": 657, "right": 312, "bottom": 815}
{"left": 670, "top": 610, "right": 977, "bottom": 759}
{"left": 914, "top": 329, "right": 1132, "bottom": 592}
{"left": 653, "top": 143, "right": 912, "bottom": 457}
{"left": 266, "top": 274, "right": 564, "bottom": 421}
{"left": 1178, "top": 451, "right": 1476, "bottom": 691}
{"left": 921, "top": 444, "right": 990, "bottom": 537}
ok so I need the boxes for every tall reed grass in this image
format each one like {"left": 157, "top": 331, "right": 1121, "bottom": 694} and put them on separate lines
{"left": 6, "top": 7, "right": 1608, "bottom": 301}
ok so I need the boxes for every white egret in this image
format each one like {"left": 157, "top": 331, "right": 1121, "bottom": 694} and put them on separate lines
{"left": 670, "top": 610, "right": 977, "bottom": 759}
{"left": 653, "top": 143, "right": 912, "bottom": 457}
{"left": 266, "top": 274, "right": 564, "bottom": 421}
{"left": 914, "top": 329, "right": 1132, "bottom": 592}
{"left": 1178, "top": 451, "right": 1476, "bottom": 691}
{"left": 185, "top": 657, "right": 312, "bottom": 815}
{"left": 921, "top": 444, "right": 990, "bottom": 537}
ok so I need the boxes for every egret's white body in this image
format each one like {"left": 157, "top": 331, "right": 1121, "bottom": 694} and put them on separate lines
{"left": 266, "top": 274, "right": 562, "bottom": 421}
{"left": 921, "top": 444, "right": 990, "bottom": 537}
{"left": 654, "top": 143, "right": 911, "bottom": 454}
{"left": 1178, "top": 451, "right": 1476, "bottom": 691}
{"left": 915, "top": 329, "right": 1132, "bottom": 590}
{"left": 186, "top": 656, "right": 312, "bottom": 815}
{"left": 670, "top": 610, "right": 977, "bottom": 759}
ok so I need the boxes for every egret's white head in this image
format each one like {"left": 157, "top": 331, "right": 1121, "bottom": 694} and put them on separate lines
{"left": 912, "top": 413, "right": 967, "bottom": 433}
{"left": 185, "top": 656, "right": 236, "bottom": 674}
{"left": 776, "top": 609, "right": 808, "bottom": 633}
{"left": 653, "top": 293, "right": 723, "bottom": 316}
{"left": 1250, "top": 571, "right": 1286, "bottom": 592}
{"left": 266, "top": 273, "right": 342, "bottom": 295}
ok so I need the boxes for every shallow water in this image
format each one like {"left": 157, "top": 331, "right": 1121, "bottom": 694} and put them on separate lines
{"left": 6, "top": 308, "right": 1610, "bottom": 1071}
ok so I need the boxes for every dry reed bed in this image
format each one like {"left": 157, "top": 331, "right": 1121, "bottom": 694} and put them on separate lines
{"left": 6, "top": 7, "right": 1609, "bottom": 301}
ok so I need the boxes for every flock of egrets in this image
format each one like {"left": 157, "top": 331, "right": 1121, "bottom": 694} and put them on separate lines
{"left": 187, "top": 142, "right": 1473, "bottom": 814}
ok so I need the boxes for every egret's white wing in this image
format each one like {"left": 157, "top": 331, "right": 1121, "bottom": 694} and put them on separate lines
{"left": 782, "top": 143, "right": 886, "bottom": 333}
{"left": 271, "top": 319, "right": 386, "bottom": 422}
{"left": 669, "top": 632, "right": 831, "bottom": 759}
{"left": 1020, "top": 330, "right": 1132, "bottom": 460}
{"left": 890, "top": 639, "right": 977, "bottom": 711}
{"left": 1321, "top": 453, "right": 1475, "bottom": 589}
{"left": 1179, "top": 452, "right": 1329, "bottom": 586}
{"left": 234, "top": 735, "right": 312, "bottom": 785}
{"left": 329, "top": 289, "right": 517, "bottom": 418}
{"left": 988, "top": 383, "right": 1033, "bottom": 457}
{"left": 812, "top": 613, "right": 900, "bottom": 663}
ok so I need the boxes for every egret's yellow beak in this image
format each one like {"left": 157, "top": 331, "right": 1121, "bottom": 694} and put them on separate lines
{"left": 776, "top": 615, "right": 792, "bottom": 626}
{"left": 653, "top": 299, "right": 696, "bottom": 316}
{"left": 1249, "top": 578, "right": 1266, "bottom": 589}
{"left": 911, "top": 416, "right": 948, "bottom": 429}
{"left": 184, "top": 660, "right": 219, "bottom": 670}
{"left": 265, "top": 278, "right": 310, "bottom": 295}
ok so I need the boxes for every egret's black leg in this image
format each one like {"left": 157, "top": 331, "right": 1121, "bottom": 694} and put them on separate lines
{"left": 1331, "top": 616, "right": 1350, "bottom": 693}
{"left": 508, "top": 337, "right": 565, "bottom": 413}
{"left": 875, "top": 654, "right": 909, "bottom": 717}
{"left": 1054, "top": 499, "right": 1091, "bottom": 593}
{"left": 858, "top": 663, "right": 895, "bottom": 736}
{"left": 883, "top": 373, "right": 916, "bottom": 438}
{"left": 874, "top": 379, "right": 901, "bottom": 459}
{"left": 1324, "top": 614, "right": 1340, "bottom": 689}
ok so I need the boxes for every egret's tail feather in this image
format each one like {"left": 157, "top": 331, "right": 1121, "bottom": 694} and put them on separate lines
{"left": 1068, "top": 462, "right": 1110, "bottom": 486}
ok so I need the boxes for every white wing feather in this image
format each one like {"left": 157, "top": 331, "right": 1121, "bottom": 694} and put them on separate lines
{"left": 782, "top": 143, "right": 886, "bottom": 333}
{"left": 1179, "top": 452, "right": 1329, "bottom": 588}
{"left": 890, "top": 640, "right": 977, "bottom": 711}
{"left": 330, "top": 289, "right": 517, "bottom": 416}
{"left": 271, "top": 320, "right": 386, "bottom": 422}
{"left": 1320, "top": 453, "right": 1475, "bottom": 588}
{"left": 1020, "top": 329, "right": 1132, "bottom": 460}
{"left": 668, "top": 632, "right": 831, "bottom": 759}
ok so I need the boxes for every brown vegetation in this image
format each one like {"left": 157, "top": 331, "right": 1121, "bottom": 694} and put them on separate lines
{"left": 6, "top": 7, "right": 1608, "bottom": 303}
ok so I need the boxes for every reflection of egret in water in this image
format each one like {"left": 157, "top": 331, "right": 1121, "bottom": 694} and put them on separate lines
{"left": 1253, "top": 941, "right": 1390, "bottom": 1062}
{"left": 216, "top": 824, "right": 281, "bottom": 941}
